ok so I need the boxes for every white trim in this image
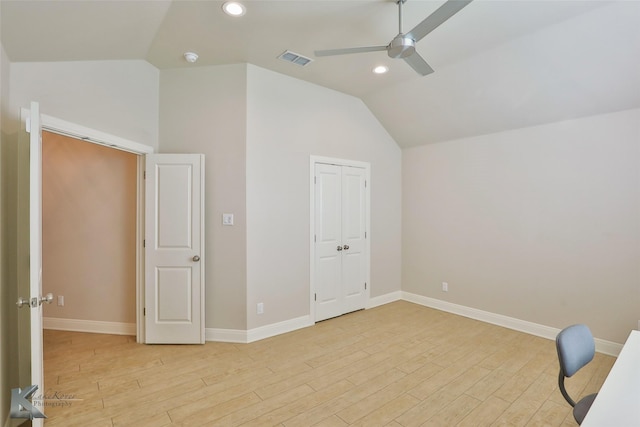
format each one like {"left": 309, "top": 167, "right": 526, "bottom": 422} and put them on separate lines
{"left": 43, "top": 317, "right": 136, "bottom": 336}
{"left": 206, "top": 315, "right": 313, "bottom": 344}
{"left": 136, "top": 155, "right": 146, "bottom": 343}
{"left": 309, "top": 155, "right": 371, "bottom": 323}
{"left": 401, "top": 291, "right": 623, "bottom": 357}
{"left": 247, "top": 315, "right": 312, "bottom": 343}
{"left": 40, "top": 113, "right": 153, "bottom": 155}
{"left": 205, "top": 328, "right": 247, "bottom": 343}
{"left": 367, "top": 291, "right": 402, "bottom": 309}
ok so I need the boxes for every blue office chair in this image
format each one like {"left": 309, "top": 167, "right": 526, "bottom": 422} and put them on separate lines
{"left": 555, "top": 324, "right": 598, "bottom": 425}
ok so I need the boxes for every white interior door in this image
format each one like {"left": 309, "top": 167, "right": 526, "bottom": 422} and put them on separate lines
{"left": 314, "top": 162, "right": 368, "bottom": 322}
{"left": 145, "top": 154, "right": 205, "bottom": 344}
{"left": 14, "top": 102, "right": 47, "bottom": 425}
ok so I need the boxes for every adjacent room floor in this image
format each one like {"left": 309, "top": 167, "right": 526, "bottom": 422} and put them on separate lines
{"left": 42, "top": 301, "right": 614, "bottom": 426}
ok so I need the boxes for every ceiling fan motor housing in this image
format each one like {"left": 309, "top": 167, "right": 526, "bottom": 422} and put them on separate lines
{"left": 388, "top": 35, "right": 416, "bottom": 59}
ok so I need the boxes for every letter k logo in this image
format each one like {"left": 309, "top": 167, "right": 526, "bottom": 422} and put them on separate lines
{"left": 10, "top": 385, "right": 46, "bottom": 419}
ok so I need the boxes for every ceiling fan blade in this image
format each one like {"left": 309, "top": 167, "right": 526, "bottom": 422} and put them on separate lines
{"left": 403, "top": 52, "right": 434, "bottom": 76}
{"left": 314, "top": 46, "right": 387, "bottom": 57}
{"left": 406, "top": 0, "right": 473, "bottom": 43}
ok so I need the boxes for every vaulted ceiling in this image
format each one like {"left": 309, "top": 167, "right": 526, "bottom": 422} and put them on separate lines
{"left": 2, "top": 0, "right": 639, "bottom": 147}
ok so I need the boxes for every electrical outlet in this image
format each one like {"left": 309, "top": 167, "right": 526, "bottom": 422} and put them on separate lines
{"left": 57, "top": 295, "right": 64, "bottom": 306}
{"left": 257, "top": 302, "right": 264, "bottom": 314}
{"left": 442, "top": 282, "right": 448, "bottom": 292}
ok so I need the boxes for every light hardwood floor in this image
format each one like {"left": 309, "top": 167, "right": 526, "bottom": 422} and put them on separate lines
{"left": 43, "top": 301, "right": 615, "bottom": 426}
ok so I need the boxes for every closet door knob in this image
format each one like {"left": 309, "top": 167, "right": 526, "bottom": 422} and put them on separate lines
{"left": 343, "top": 245, "right": 349, "bottom": 250}
{"left": 192, "top": 255, "right": 201, "bottom": 262}
{"left": 336, "top": 246, "right": 343, "bottom": 251}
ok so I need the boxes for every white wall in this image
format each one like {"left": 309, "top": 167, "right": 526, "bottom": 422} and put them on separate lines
{"left": 159, "top": 64, "right": 248, "bottom": 330}
{"left": 246, "top": 65, "right": 402, "bottom": 329}
{"left": 402, "top": 109, "right": 640, "bottom": 344}
{"left": 8, "top": 60, "right": 159, "bottom": 149}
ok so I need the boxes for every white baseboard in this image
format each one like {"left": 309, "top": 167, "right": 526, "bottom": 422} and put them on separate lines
{"left": 368, "top": 291, "right": 402, "bottom": 309}
{"left": 206, "top": 315, "right": 313, "bottom": 344}
{"left": 401, "top": 291, "right": 623, "bottom": 357}
{"left": 43, "top": 317, "right": 135, "bottom": 336}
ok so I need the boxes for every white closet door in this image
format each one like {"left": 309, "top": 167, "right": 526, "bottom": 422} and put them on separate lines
{"left": 314, "top": 163, "right": 367, "bottom": 322}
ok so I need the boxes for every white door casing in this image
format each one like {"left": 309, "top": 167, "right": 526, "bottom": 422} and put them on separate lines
{"left": 145, "top": 154, "right": 205, "bottom": 344}
{"left": 312, "top": 158, "right": 369, "bottom": 322}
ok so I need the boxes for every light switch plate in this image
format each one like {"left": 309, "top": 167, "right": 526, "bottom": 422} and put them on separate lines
{"left": 222, "top": 213, "right": 234, "bottom": 226}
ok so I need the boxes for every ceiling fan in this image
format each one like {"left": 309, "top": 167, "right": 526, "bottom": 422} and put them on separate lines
{"left": 314, "top": 0, "right": 473, "bottom": 76}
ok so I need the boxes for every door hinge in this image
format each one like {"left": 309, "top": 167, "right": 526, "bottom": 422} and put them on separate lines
{"left": 365, "top": 231, "right": 367, "bottom": 239}
{"left": 314, "top": 293, "right": 317, "bottom": 301}
{"left": 143, "top": 239, "right": 145, "bottom": 248}
{"left": 365, "top": 282, "right": 367, "bottom": 290}
{"left": 143, "top": 171, "right": 146, "bottom": 179}
{"left": 143, "top": 308, "right": 146, "bottom": 316}
{"left": 314, "top": 235, "right": 316, "bottom": 243}
{"left": 365, "top": 180, "right": 367, "bottom": 188}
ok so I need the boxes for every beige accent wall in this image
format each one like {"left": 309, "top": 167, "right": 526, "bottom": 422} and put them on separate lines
{"left": 41, "top": 131, "right": 137, "bottom": 323}
{"left": 402, "top": 109, "right": 640, "bottom": 344}
{"left": 159, "top": 64, "right": 248, "bottom": 330}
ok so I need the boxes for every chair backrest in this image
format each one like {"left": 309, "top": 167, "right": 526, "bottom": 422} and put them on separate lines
{"left": 556, "top": 324, "right": 596, "bottom": 408}
{"left": 556, "top": 324, "right": 595, "bottom": 377}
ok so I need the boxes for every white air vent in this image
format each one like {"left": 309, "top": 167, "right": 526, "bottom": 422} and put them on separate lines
{"left": 278, "top": 50, "right": 313, "bottom": 67}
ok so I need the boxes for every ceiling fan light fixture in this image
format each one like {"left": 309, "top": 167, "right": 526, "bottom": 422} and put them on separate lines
{"left": 373, "top": 65, "right": 389, "bottom": 74}
{"left": 222, "top": 2, "right": 246, "bottom": 17}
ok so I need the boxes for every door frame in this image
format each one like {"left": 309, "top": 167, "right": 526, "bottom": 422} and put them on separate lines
{"left": 34, "top": 111, "right": 153, "bottom": 343}
{"left": 309, "top": 155, "right": 371, "bottom": 322}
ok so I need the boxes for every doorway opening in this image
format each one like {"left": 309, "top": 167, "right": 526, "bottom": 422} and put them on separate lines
{"left": 42, "top": 130, "right": 138, "bottom": 335}
{"left": 39, "top": 113, "right": 153, "bottom": 343}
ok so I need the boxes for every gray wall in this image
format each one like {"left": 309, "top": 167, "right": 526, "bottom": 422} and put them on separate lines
{"left": 8, "top": 60, "right": 159, "bottom": 149}
{"left": 402, "top": 109, "right": 640, "bottom": 344}
{"left": 159, "top": 64, "right": 249, "bottom": 330}
{"left": 245, "top": 65, "right": 402, "bottom": 329}
{"left": 159, "top": 64, "right": 403, "bottom": 331}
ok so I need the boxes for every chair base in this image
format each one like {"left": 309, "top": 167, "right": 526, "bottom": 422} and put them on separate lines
{"left": 574, "top": 393, "right": 597, "bottom": 425}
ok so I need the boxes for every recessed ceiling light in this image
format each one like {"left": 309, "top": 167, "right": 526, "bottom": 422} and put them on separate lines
{"left": 373, "top": 65, "right": 389, "bottom": 74}
{"left": 222, "top": 2, "right": 246, "bottom": 17}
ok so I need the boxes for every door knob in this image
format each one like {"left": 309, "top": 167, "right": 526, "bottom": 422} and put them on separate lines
{"left": 336, "top": 246, "right": 343, "bottom": 251}
{"left": 39, "top": 293, "right": 54, "bottom": 305}
{"left": 192, "top": 255, "right": 201, "bottom": 262}
{"left": 16, "top": 297, "right": 29, "bottom": 308}
{"left": 343, "top": 245, "right": 349, "bottom": 250}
